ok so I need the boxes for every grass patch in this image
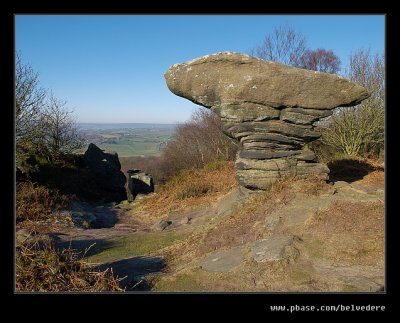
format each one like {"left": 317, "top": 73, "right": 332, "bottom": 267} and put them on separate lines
{"left": 302, "top": 238, "right": 326, "bottom": 260}
{"left": 303, "top": 200, "right": 384, "bottom": 266}
{"left": 288, "top": 266, "right": 313, "bottom": 284}
{"left": 342, "top": 285, "right": 360, "bottom": 292}
{"left": 85, "top": 231, "right": 186, "bottom": 264}
{"left": 152, "top": 273, "right": 203, "bottom": 291}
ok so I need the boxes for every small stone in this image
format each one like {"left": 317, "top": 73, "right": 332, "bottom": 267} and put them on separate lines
{"left": 333, "top": 181, "right": 351, "bottom": 189}
{"left": 180, "top": 217, "right": 192, "bottom": 225}
{"left": 152, "top": 220, "right": 172, "bottom": 231}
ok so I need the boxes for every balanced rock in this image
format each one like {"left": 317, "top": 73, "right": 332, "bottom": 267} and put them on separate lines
{"left": 165, "top": 52, "right": 370, "bottom": 190}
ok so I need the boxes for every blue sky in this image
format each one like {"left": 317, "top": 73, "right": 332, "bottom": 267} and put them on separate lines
{"left": 15, "top": 15, "right": 385, "bottom": 123}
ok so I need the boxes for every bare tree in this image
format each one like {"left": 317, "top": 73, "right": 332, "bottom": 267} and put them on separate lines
{"left": 251, "top": 24, "right": 307, "bottom": 66}
{"left": 297, "top": 48, "right": 341, "bottom": 73}
{"left": 160, "top": 108, "right": 238, "bottom": 178}
{"left": 15, "top": 53, "right": 46, "bottom": 142}
{"left": 40, "top": 94, "right": 84, "bottom": 160}
{"left": 347, "top": 48, "right": 384, "bottom": 102}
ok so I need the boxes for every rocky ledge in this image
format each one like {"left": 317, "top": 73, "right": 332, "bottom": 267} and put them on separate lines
{"left": 165, "top": 52, "right": 369, "bottom": 190}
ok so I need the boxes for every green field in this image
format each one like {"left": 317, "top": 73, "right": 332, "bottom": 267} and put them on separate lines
{"left": 78, "top": 127, "right": 175, "bottom": 157}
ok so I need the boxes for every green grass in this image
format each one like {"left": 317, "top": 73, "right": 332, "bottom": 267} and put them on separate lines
{"left": 97, "top": 144, "right": 157, "bottom": 157}
{"left": 152, "top": 272, "right": 203, "bottom": 291}
{"left": 85, "top": 231, "right": 186, "bottom": 264}
{"left": 86, "top": 141, "right": 162, "bottom": 157}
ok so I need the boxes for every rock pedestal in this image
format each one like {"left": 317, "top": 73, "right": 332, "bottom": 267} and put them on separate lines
{"left": 164, "top": 52, "right": 369, "bottom": 190}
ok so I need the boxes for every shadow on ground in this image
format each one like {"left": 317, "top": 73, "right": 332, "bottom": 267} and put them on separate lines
{"left": 53, "top": 236, "right": 114, "bottom": 258}
{"left": 95, "top": 256, "right": 166, "bottom": 291}
{"left": 328, "top": 159, "right": 379, "bottom": 183}
{"left": 91, "top": 206, "right": 119, "bottom": 228}
{"left": 53, "top": 235, "right": 165, "bottom": 291}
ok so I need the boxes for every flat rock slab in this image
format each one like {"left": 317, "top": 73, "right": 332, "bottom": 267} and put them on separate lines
{"left": 165, "top": 52, "right": 369, "bottom": 110}
{"left": 267, "top": 195, "right": 332, "bottom": 229}
{"left": 201, "top": 247, "right": 243, "bottom": 272}
{"left": 250, "top": 235, "right": 294, "bottom": 262}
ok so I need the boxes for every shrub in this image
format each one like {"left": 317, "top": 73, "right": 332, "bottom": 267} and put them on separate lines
{"left": 318, "top": 49, "right": 384, "bottom": 158}
{"left": 320, "top": 103, "right": 384, "bottom": 157}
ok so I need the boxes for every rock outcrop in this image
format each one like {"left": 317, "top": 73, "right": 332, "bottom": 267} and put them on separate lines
{"left": 164, "top": 52, "right": 370, "bottom": 190}
{"left": 84, "top": 143, "right": 127, "bottom": 201}
{"left": 127, "top": 169, "right": 154, "bottom": 201}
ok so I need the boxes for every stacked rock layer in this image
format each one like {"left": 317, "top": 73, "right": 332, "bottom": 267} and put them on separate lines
{"left": 164, "top": 52, "right": 369, "bottom": 190}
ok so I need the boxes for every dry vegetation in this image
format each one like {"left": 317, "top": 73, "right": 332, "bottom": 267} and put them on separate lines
{"left": 16, "top": 239, "right": 124, "bottom": 292}
{"left": 16, "top": 182, "right": 70, "bottom": 223}
{"left": 145, "top": 168, "right": 384, "bottom": 292}
{"left": 131, "top": 161, "right": 238, "bottom": 223}
{"left": 158, "top": 177, "right": 329, "bottom": 263}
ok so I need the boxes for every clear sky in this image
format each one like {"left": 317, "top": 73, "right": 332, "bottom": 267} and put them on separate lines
{"left": 15, "top": 15, "right": 385, "bottom": 123}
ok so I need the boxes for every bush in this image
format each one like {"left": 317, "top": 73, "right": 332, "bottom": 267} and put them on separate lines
{"left": 16, "top": 239, "right": 124, "bottom": 292}
{"left": 320, "top": 103, "right": 384, "bottom": 156}
{"left": 318, "top": 49, "right": 384, "bottom": 158}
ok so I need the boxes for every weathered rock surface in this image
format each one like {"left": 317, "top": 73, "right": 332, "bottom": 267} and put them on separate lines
{"left": 165, "top": 52, "right": 370, "bottom": 190}
{"left": 84, "top": 143, "right": 127, "bottom": 201}
{"left": 200, "top": 247, "right": 243, "bottom": 272}
{"left": 250, "top": 235, "right": 294, "bottom": 262}
{"left": 127, "top": 169, "right": 154, "bottom": 201}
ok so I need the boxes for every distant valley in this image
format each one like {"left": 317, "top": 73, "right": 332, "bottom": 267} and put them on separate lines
{"left": 76, "top": 123, "right": 177, "bottom": 157}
